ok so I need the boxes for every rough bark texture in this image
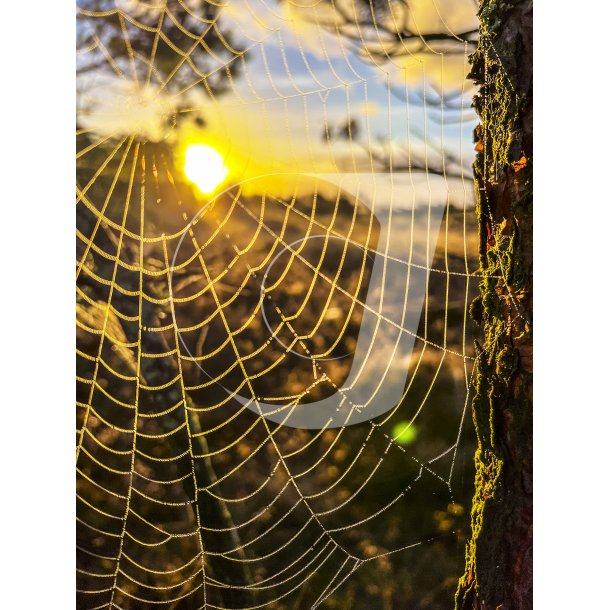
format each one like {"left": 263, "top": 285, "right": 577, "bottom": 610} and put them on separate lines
{"left": 455, "top": 1, "right": 533, "bottom": 609}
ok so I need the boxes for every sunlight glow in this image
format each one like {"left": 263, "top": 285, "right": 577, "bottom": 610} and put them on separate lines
{"left": 183, "top": 143, "right": 229, "bottom": 194}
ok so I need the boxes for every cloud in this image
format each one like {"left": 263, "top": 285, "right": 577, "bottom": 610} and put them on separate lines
{"left": 77, "top": 0, "right": 477, "bottom": 187}
{"left": 79, "top": 77, "right": 176, "bottom": 142}
{"left": 219, "top": 0, "right": 350, "bottom": 60}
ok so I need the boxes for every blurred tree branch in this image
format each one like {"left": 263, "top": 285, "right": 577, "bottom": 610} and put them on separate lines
{"left": 296, "top": 0, "right": 477, "bottom": 60}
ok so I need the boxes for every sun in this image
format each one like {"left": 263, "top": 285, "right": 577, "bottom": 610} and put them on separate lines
{"left": 183, "top": 143, "right": 229, "bottom": 194}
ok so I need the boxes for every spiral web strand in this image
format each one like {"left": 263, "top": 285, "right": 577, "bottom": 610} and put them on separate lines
{"left": 76, "top": 1, "right": 481, "bottom": 607}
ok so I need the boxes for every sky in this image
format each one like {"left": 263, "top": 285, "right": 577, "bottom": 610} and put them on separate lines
{"left": 78, "top": 0, "right": 479, "bottom": 208}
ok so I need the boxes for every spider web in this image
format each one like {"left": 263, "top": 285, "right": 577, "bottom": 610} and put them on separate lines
{"left": 76, "top": 1, "right": 482, "bottom": 608}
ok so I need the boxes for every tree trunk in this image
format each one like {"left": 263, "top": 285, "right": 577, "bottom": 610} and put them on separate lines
{"left": 455, "top": 1, "right": 533, "bottom": 609}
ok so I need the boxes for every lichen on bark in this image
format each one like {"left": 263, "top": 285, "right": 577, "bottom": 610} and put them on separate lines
{"left": 455, "top": 1, "right": 532, "bottom": 609}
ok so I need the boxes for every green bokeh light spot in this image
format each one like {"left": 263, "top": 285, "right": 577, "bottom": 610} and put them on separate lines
{"left": 392, "top": 421, "right": 417, "bottom": 445}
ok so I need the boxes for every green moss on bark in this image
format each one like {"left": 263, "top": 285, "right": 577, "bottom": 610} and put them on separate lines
{"left": 455, "top": 1, "right": 532, "bottom": 609}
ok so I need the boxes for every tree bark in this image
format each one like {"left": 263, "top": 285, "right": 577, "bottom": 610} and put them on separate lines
{"left": 455, "top": 1, "right": 533, "bottom": 609}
